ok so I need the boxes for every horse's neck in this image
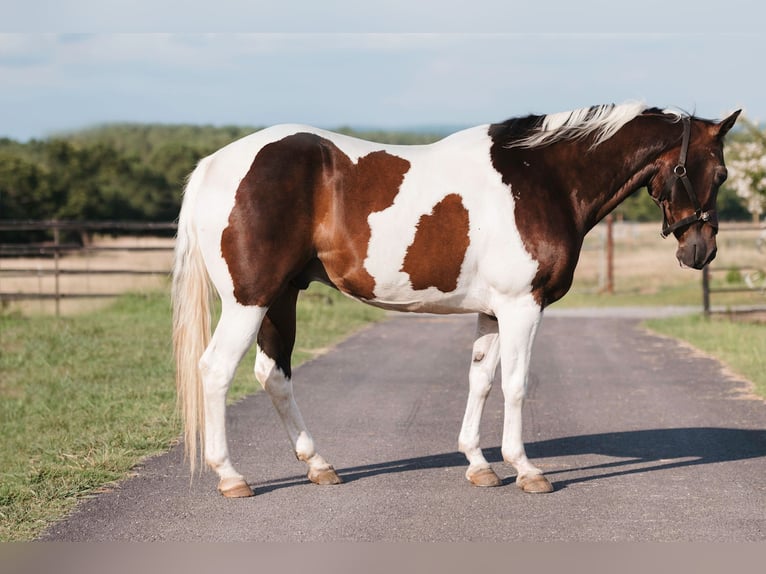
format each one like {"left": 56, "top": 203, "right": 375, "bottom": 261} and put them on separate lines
{"left": 559, "top": 117, "right": 677, "bottom": 233}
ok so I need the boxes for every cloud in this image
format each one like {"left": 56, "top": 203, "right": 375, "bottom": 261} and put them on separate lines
{"left": 0, "top": 30, "right": 762, "bottom": 140}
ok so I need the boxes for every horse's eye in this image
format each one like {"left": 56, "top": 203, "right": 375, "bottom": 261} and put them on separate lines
{"left": 714, "top": 168, "right": 728, "bottom": 186}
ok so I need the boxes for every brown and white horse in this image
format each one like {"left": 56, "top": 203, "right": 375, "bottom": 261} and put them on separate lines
{"left": 172, "top": 103, "right": 740, "bottom": 497}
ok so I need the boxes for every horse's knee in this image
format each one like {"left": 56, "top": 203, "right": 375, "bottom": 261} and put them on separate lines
{"left": 501, "top": 375, "right": 527, "bottom": 404}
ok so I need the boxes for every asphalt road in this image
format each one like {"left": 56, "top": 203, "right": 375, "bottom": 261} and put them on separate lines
{"left": 41, "top": 312, "right": 766, "bottom": 541}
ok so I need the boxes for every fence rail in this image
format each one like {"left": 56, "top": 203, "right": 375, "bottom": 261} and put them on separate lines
{"left": 702, "top": 224, "right": 766, "bottom": 314}
{"left": 1, "top": 220, "right": 176, "bottom": 316}
{"left": 0, "top": 245, "right": 173, "bottom": 255}
{"left": 2, "top": 219, "right": 764, "bottom": 316}
{"left": 0, "top": 220, "right": 177, "bottom": 232}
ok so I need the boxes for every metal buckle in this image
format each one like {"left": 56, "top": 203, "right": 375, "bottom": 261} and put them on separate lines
{"left": 673, "top": 164, "right": 687, "bottom": 178}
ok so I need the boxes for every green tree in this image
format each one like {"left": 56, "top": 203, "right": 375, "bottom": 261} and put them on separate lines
{"left": 0, "top": 153, "right": 51, "bottom": 220}
{"left": 614, "top": 187, "right": 661, "bottom": 222}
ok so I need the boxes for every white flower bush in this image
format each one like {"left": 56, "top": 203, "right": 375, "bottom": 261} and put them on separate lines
{"left": 727, "top": 127, "right": 766, "bottom": 222}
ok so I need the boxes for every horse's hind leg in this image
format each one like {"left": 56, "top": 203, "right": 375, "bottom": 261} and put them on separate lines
{"left": 200, "top": 302, "right": 267, "bottom": 497}
{"left": 255, "top": 285, "right": 342, "bottom": 485}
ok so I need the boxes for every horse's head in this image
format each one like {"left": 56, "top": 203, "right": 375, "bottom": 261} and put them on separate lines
{"left": 648, "top": 110, "right": 740, "bottom": 269}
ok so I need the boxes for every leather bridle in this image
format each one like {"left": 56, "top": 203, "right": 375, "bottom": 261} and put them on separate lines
{"left": 658, "top": 116, "right": 717, "bottom": 239}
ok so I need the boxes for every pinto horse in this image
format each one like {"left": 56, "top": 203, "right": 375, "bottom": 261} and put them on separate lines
{"left": 172, "top": 103, "right": 740, "bottom": 497}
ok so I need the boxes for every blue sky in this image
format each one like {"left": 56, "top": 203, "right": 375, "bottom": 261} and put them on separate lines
{"left": 1, "top": 2, "right": 762, "bottom": 140}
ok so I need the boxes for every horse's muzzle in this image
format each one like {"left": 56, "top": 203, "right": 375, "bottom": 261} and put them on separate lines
{"left": 676, "top": 235, "right": 717, "bottom": 269}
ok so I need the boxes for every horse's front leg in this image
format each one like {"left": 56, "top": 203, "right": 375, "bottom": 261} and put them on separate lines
{"left": 458, "top": 313, "right": 503, "bottom": 486}
{"left": 496, "top": 296, "right": 553, "bottom": 493}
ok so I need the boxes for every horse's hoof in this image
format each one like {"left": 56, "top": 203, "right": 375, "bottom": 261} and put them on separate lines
{"left": 517, "top": 474, "right": 554, "bottom": 493}
{"left": 218, "top": 477, "right": 254, "bottom": 498}
{"left": 308, "top": 465, "right": 342, "bottom": 485}
{"left": 467, "top": 467, "right": 502, "bottom": 487}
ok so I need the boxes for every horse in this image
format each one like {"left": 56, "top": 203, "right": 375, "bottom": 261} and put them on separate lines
{"left": 172, "top": 102, "right": 740, "bottom": 497}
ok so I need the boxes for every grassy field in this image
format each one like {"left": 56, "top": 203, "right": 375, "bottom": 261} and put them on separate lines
{"left": 645, "top": 314, "right": 766, "bottom": 399}
{"left": 562, "top": 221, "right": 766, "bottom": 309}
{"left": 0, "top": 284, "right": 383, "bottom": 542}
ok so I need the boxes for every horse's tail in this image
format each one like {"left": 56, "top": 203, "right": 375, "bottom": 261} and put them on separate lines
{"left": 172, "top": 157, "right": 213, "bottom": 474}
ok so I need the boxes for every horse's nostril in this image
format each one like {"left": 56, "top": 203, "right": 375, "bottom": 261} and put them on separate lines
{"left": 706, "top": 246, "right": 718, "bottom": 265}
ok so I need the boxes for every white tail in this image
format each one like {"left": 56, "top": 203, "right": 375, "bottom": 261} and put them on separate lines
{"left": 172, "top": 158, "right": 212, "bottom": 474}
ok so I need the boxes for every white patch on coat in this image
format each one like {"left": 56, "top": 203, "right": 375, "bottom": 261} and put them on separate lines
{"left": 362, "top": 125, "right": 539, "bottom": 313}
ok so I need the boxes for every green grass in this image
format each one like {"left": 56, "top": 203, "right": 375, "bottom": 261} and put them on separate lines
{"left": 0, "top": 284, "right": 383, "bottom": 541}
{"left": 558, "top": 277, "right": 766, "bottom": 310}
{"left": 556, "top": 282, "right": 704, "bottom": 308}
{"left": 645, "top": 314, "right": 766, "bottom": 399}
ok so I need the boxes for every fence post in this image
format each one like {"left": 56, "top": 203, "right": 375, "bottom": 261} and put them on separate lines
{"left": 605, "top": 214, "right": 614, "bottom": 294}
{"left": 702, "top": 264, "right": 711, "bottom": 316}
{"left": 53, "top": 223, "right": 61, "bottom": 317}
{"left": 599, "top": 214, "right": 615, "bottom": 294}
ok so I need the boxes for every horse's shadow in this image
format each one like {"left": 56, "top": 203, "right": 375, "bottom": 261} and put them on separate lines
{"left": 252, "top": 427, "right": 766, "bottom": 494}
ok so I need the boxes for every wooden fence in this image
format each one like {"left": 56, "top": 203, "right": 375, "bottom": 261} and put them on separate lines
{"left": 1, "top": 220, "right": 764, "bottom": 317}
{"left": 702, "top": 263, "right": 766, "bottom": 314}
{"left": 0, "top": 220, "right": 176, "bottom": 316}
{"left": 702, "top": 224, "right": 766, "bottom": 314}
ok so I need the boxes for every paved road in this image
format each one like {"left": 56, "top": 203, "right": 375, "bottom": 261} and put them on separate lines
{"left": 42, "top": 312, "right": 766, "bottom": 541}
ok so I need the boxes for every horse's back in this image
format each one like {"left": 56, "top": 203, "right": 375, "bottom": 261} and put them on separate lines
{"left": 187, "top": 123, "right": 435, "bottom": 259}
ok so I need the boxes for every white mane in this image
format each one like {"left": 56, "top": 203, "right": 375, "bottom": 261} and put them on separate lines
{"left": 508, "top": 101, "right": 650, "bottom": 149}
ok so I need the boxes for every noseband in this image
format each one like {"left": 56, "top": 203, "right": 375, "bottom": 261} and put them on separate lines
{"left": 659, "top": 116, "right": 717, "bottom": 239}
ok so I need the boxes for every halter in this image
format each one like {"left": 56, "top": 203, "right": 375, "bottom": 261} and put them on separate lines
{"left": 659, "top": 116, "right": 717, "bottom": 239}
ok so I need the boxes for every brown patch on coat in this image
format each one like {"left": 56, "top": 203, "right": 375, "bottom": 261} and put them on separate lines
{"left": 221, "top": 133, "right": 323, "bottom": 307}
{"left": 256, "top": 285, "right": 299, "bottom": 378}
{"left": 313, "top": 149, "right": 410, "bottom": 299}
{"left": 401, "top": 194, "right": 470, "bottom": 292}
{"left": 221, "top": 132, "right": 409, "bottom": 306}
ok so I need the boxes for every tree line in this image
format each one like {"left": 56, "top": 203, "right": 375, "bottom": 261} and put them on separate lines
{"left": 0, "top": 124, "right": 257, "bottom": 242}
{"left": 0, "top": 123, "right": 755, "bottom": 243}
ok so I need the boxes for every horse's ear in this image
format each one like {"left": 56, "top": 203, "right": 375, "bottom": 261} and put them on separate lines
{"left": 715, "top": 109, "right": 741, "bottom": 139}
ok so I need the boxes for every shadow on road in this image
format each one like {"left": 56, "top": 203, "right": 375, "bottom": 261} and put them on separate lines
{"left": 251, "top": 427, "right": 766, "bottom": 493}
